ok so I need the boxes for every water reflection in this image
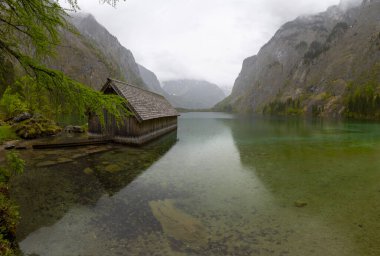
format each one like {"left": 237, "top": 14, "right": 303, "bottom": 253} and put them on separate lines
{"left": 224, "top": 116, "right": 380, "bottom": 256}
{"left": 11, "top": 113, "right": 380, "bottom": 255}
{"left": 11, "top": 131, "right": 177, "bottom": 241}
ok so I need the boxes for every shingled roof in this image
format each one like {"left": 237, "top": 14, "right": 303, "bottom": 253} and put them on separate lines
{"left": 101, "top": 78, "right": 179, "bottom": 122}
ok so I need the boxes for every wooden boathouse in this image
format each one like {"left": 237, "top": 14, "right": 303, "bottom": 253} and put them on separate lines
{"left": 88, "top": 78, "right": 179, "bottom": 145}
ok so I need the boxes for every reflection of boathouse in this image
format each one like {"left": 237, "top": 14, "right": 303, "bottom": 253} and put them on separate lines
{"left": 89, "top": 78, "right": 179, "bottom": 145}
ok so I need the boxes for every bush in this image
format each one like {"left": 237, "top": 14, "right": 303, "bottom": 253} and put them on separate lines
{"left": 0, "top": 88, "right": 28, "bottom": 119}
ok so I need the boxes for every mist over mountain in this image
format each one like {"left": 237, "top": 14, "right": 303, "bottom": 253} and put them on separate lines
{"left": 44, "top": 13, "right": 228, "bottom": 111}
{"left": 163, "top": 80, "right": 225, "bottom": 109}
{"left": 216, "top": 0, "right": 380, "bottom": 118}
{"left": 338, "top": 0, "right": 362, "bottom": 10}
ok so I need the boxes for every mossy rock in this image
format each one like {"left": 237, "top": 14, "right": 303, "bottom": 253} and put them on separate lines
{"left": 56, "top": 158, "right": 73, "bottom": 164}
{"left": 83, "top": 167, "right": 94, "bottom": 175}
{"left": 13, "top": 116, "right": 62, "bottom": 139}
{"left": 104, "top": 164, "right": 122, "bottom": 173}
{"left": 36, "top": 160, "right": 59, "bottom": 167}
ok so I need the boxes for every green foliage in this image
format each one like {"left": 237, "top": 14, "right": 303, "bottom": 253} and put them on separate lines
{"left": 13, "top": 76, "right": 42, "bottom": 114}
{"left": 0, "top": 55, "right": 15, "bottom": 97}
{"left": 0, "top": 196, "right": 20, "bottom": 256}
{"left": 1, "top": 72, "right": 130, "bottom": 124}
{"left": 0, "top": 1, "right": 126, "bottom": 254}
{"left": 0, "top": 89, "right": 28, "bottom": 118}
{"left": 0, "top": 0, "right": 122, "bottom": 63}
{"left": 345, "top": 84, "right": 380, "bottom": 119}
{"left": 311, "top": 105, "right": 324, "bottom": 117}
{"left": 0, "top": 0, "right": 65, "bottom": 57}
{"left": 0, "top": 151, "right": 24, "bottom": 255}
{"left": 263, "top": 98, "right": 303, "bottom": 116}
{"left": 344, "top": 63, "right": 380, "bottom": 119}
{"left": 0, "top": 126, "right": 18, "bottom": 144}
{"left": 0, "top": 0, "right": 130, "bottom": 124}
{"left": 0, "top": 151, "right": 24, "bottom": 184}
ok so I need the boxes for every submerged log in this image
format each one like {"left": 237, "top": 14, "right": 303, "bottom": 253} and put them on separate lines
{"left": 32, "top": 139, "right": 112, "bottom": 149}
{"left": 149, "top": 199, "right": 209, "bottom": 249}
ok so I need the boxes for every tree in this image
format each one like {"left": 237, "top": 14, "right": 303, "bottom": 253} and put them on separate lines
{"left": 0, "top": 0, "right": 128, "bottom": 120}
{"left": 0, "top": 2, "right": 129, "bottom": 254}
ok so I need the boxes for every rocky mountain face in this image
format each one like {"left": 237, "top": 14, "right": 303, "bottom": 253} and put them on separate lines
{"left": 217, "top": 0, "right": 380, "bottom": 119}
{"left": 137, "top": 64, "right": 168, "bottom": 96}
{"left": 163, "top": 80, "right": 225, "bottom": 109}
{"left": 45, "top": 13, "right": 147, "bottom": 91}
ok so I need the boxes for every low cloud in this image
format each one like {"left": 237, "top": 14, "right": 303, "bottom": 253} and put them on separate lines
{"left": 339, "top": 0, "right": 362, "bottom": 10}
{"left": 75, "top": 0, "right": 342, "bottom": 88}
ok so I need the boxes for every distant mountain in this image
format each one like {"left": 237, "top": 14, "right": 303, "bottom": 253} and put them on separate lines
{"left": 219, "top": 85, "right": 233, "bottom": 97}
{"left": 163, "top": 80, "right": 225, "bottom": 109}
{"left": 216, "top": 0, "right": 380, "bottom": 119}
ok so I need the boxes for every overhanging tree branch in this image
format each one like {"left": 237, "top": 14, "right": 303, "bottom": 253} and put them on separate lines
{"left": 0, "top": 0, "right": 131, "bottom": 120}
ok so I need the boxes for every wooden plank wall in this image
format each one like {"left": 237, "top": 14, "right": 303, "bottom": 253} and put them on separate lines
{"left": 89, "top": 112, "right": 178, "bottom": 139}
{"left": 115, "top": 116, "right": 177, "bottom": 137}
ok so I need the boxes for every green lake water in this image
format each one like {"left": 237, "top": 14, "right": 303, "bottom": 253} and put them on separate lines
{"left": 10, "top": 112, "right": 380, "bottom": 256}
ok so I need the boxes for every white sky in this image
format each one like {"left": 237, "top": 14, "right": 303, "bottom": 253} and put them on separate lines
{"left": 71, "top": 0, "right": 341, "bottom": 88}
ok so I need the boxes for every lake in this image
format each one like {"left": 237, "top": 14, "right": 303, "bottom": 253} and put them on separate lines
{"left": 11, "top": 112, "right": 380, "bottom": 256}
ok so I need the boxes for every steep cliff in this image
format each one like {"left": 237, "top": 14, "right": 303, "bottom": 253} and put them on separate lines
{"left": 45, "top": 13, "right": 147, "bottom": 91}
{"left": 217, "top": 0, "right": 380, "bottom": 118}
{"left": 163, "top": 80, "right": 225, "bottom": 109}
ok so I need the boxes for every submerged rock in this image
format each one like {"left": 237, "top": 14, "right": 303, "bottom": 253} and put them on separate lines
{"left": 149, "top": 199, "right": 209, "bottom": 248}
{"left": 36, "top": 160, "right": 58, "bottom": 167}
{"left": 35, "top": 157, "right": 73, "bottom": 167}
{"left": 83, "top": 167, "right": 94, "bottom": 175}
{"left": 72, "top": 153, "right": 88, "bottom": 159}
{"left": 86, "top": 147, "right": 111, "bottom": 155}
{"left": 294, "top": 200, "right": 308, "bottom": 208}
{"left": 4, "top": 140, "right": 19, "bottom": 150}
{"left": 4, "top": 144, "right": 15, "bottom": 150}
{"left": 56, "top": 157, "right": 73, "bottom": 164}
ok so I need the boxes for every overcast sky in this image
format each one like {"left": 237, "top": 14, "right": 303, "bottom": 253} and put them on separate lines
{"left": 73, "top": 0, "right": 341, "bottom": 89}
